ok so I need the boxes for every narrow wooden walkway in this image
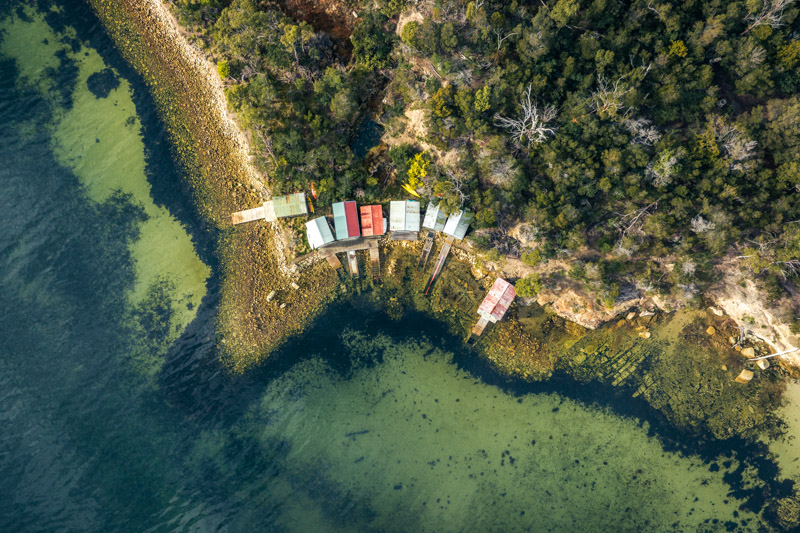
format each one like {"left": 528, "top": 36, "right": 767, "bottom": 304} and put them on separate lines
{"left": 418, "top": 231, "right": 435, "bottom": 270}
{"left": 424, "top": 236, "right": 453, "bottom": 295}
{"left": 468, "top": 316, "right": 490, "bottom": 344}
{"left": 231, "top": 202, "right": 276, "bottom": 224}
{"left": 346, "top": 250, "right": 359, "bottom": 277}
{"left": 369, "top": 247, "right": 381, "bottom": 280}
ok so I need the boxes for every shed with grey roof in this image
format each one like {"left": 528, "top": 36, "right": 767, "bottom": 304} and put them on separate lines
{"left": 390, "top": 200, "right": 421, "bottom": 233}
{"left": 443, "top": 210, "right": 472, "bottom": 240}
{"left": 422, "top": 201, "right": 447, "bottom": 232}
{"left": 306, "top": 217, "right": 335, "bottom": 249}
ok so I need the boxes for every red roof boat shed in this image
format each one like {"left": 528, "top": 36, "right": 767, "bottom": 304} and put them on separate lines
{"left": 477, "top": 278, "right": 516, "bottom": 323}
{"left": 360, "top": 205, "right": 385, "bottom": 236}
{"left": 345, "top": 201, "right": 360, "bottom": 237}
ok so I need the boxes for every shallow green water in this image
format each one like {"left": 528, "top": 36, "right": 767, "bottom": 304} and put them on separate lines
{"left": 1, "top": 1, "right": 799, "bottom": 532}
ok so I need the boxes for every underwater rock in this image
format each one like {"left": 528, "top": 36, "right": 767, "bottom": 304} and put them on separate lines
{"left": 735, "top": 369, "right": 754, "bottom": 384}
{"left": 706, "top": 326, "right": 716, "bottom": 336}
{"left": 742, "top": 347, "right": 756, "bottom": 358}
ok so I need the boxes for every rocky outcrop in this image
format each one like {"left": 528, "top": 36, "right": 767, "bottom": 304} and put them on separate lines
{"left": 707, "top": 268, "right": 800, "bottom": 368}
{"left": 536, "top": 286, "right": 643, "bottom": 330}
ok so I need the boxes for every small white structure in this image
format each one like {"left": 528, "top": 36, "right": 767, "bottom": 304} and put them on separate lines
{"left": 422, "top": 201, "right": 447, "bottom": 232}
{"left": 443, "top": 210, "right": 473, "bottom": 240}
{"left": 306, "top": 217, "right": 335, "bottom": 249}
{"left": 390, "top": 200, "right": 421, "bottom": 233}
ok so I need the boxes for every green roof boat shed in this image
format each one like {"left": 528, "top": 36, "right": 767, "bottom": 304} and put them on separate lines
{"left": 272, "top": 193, "right": 308, "bottom": 218}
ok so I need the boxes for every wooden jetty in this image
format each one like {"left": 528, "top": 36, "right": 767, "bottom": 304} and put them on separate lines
{"left": 468, "top": 316, "right": 490, "bottom": 344}
{"left": 418, "top": 230, "right": 435, "bottom": 270}
{"left": 369, "top": 246, "right": 381, "bottom": 280}
{"left": 231, "top": 202, "right": 276, "bottom": 224}
{"left": 346, "top": 250, "right": 359, "bottom": 277}
{"left": 325, "top": 254, "right": 342, "bottom": 269}
{"left": 423, "top": 236, "right": 454, "bottom": 295}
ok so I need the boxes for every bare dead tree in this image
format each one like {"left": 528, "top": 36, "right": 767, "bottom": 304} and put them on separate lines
{"left": 447, "top": 171, "right": 471, "bottom": 207}
{"left": 711, "top": 117, "right": 757, "bottom": 172}
{"left": 623, "top": 117, "right": 661, "bottom": 145}
{"left": 493, "top": 28, "right": 518, "bottom": 52}
{"left": 494, "top": 84, "right": 558, "bottom": 146}
{"left": 615, "top": 201, "right": 658, "bottom": 238}
{"left": 591, "top": 75, "right": 632, "bottom": 116}
{"left": 742, "top": 0, "right": 795, "bottom": 35}
{"left": 690, "top": 215, "right": 716, "bottom": 234}
{"left": 590, "top": 64, "right": 651, "bottom": 117}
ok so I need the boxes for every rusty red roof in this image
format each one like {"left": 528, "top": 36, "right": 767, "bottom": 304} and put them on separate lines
{"left": 360, "top": 205, "right": 384, "bottom": 236}
{"left": 344, "top": 201, "right": 360, "bottom": 238}
{"left": 478, "top": 278, "right": 516, "bottom": 322}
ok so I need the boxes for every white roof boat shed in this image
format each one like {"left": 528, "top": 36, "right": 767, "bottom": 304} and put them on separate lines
{"left": 422, "top": 201, "right": 447, "bottom": 231}
{"left": 306, "top": 217, "right": 335, "bottom": 249}
{"left": 443, "top": 210, "right": 473, "bottom": 240}
{"left": 390, "top": 200, "right": 420, "bottom": 233}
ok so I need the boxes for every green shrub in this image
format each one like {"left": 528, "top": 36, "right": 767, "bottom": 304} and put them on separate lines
{"left": 521, "top": 249, "right": 542, "bottom": 267}
{"left": 216, "top": 60, "right": 230, "bottom": 79}
{"left": 515, "top": 274, "right": 542, "bottom": 297}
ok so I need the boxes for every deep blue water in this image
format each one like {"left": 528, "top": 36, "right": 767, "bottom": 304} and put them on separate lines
{"left": 1, "top": 2, "right": 797, "bottom": 532}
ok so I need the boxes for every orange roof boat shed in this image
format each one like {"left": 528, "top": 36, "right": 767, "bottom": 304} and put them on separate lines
{"left": 359, "top": 205, "right": 385, "bottom": 236}
{"left": 477, "top": 278, "right": 516, "bottom": 323}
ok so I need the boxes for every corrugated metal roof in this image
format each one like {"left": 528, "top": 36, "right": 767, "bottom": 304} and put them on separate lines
{"left": 332, "top": 202, "right": 348, "bottom": 239}
{"left": 390, "top": 200, "right": 420, "bottom": 232}
{"left": 443, "top": 210, "right": 472, "bottom": 240}
{"left": 332, "top": 201, "right": 359, "bottom": 239}
{"left": 360, "top": 205, "right": 384, "bottom": 236}
{"left": 306, "top": 217, "right": 335, "bottom": 249}
{"left": 273, "top": 193, "right": 308, "bottom": 218}
{"left": 345, "top": 201, "right": 360, "bottom": 237}
{"left": 478, "top": 278, "right": 516, "bottom": 322}
{"left": 389, "top": 201, "right": 406, "bottom": 232}
{"left": 422, "top": 201, "right": 447, "bottom": 231}
{"left": 405, "top": 200, "right": 420, "bottom": 231}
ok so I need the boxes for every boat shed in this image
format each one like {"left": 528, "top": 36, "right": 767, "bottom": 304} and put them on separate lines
{"left": 306, "top": 217, "right": 335, "bottom": 249}
{"left": 478, "top": 278, "right": 516, "bottom": 323}
{"left": 390, "top": 200, "right": 421, "bottom": 233}
{"left": 422, "top": 201, "right": 447, "bottom": 232}
{"left": 332, "top": 201, "right": 361, "bottom": 240}
{"left": 443, "top": 210, "right": 473, "bottom": 240}
{"left": 360, "top": 205, "right": 385, "bottom": 236}
{"left": 272, "top": 193, "right": 308, "bottom": 218}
